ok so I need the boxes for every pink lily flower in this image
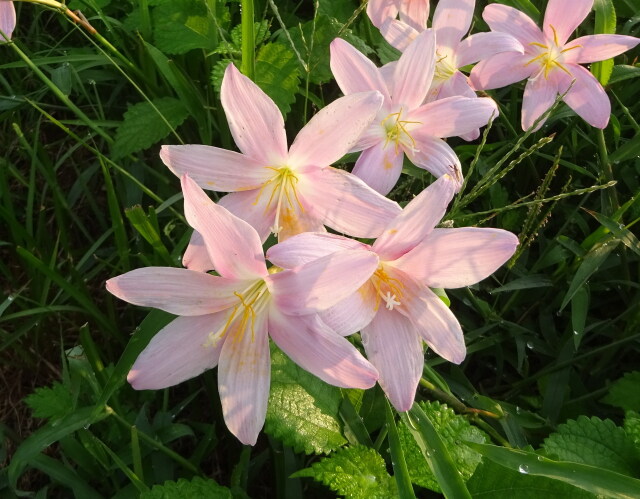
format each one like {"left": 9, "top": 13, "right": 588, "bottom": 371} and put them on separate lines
{"left": 470, "top": 0, "right": 640, "bottom": 130}
{"left": 107, "top": 175, "right": 380, "bottom": 445}
{"left": 267, "top": 174, "right": 519, "bottom": 411}
{"left": 160, "top": 63, "right": 401, "bottom": 243}
{"left": 367, "top": 0, "right": 430, "bottom": 32}
{"left": 330, "top": 29, "right": 498, "bottom": 195}
{"left": 0, "top": 1, "right": 16, "bottom": 40}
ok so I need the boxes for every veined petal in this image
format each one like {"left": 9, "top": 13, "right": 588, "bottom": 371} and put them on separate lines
{"left": 218, "top": 307, "right": 270, "bottom": 445}
{"left": 482, "top": 4, "right": 544, "bottom": 46}
{"left": 562, "top": 63, "right": 610, "bottom": 129}
{"left": 183, "top": 230, "right": 214, "bottom": 272}
{"left": 392, "top": 29, "right": 436, "bottom": 110}
{"left": 275, "top": 198, "right": 326, "bottom": 242}
{"left": 288, "top": 91, "right": 384, "bottom": 168}
{"left": 266, "top": 249, "right": 379, "bottom": 315}
{"left": 521, "top": 71, "right": 560, "bottom": 131}
{"left": 470, "top": 52, "right": 533, "bottom": 90}
{"left": 0, "top": 1, "right": 16, "bottom": 40}
{"left": 303, "top": 166, "right": 402, "bottom": 237}
{"left": 352, "top": 142, "right": 405, "bottom": 196}
{"left": 543, "top": 0, "right": 593, "bottom": 47}
{"left": 432, "top": 0, "right": 475, "bottom": 51}
{"left": 404, "top": 135, "right": 463, "bottom": 188}
{"left": 267, "top": 232, "right": 367, "bottom": 269}
{"left": 361, "top": 308, "right": 424, "bottom": 411}
{"left": 432, "top": 71, "right": 476, "bottom": 100}
{"left": 319, "top": 281, "right": 378, "bottom": 336}
{"left": 394, "top": 228, "right": 519, "bottom": 288}
{"left": 564, "top": 35, "right": 640, "bottom": 64}
{"left": 408, "top": 96, "right": 498, "bottom": 138}
{"left": 182, "top": 175, "right": 268, "bottom": 280}
{"left": 399, "top": 0, "right": 429, "bottom": 32}
{"left": 380, "top": 18, "right": 418, "bottom": 52}
{"left": 330, "top": 38, "right": 391, "bottom": 102}
{"left": 219, "top": 190, "right": 276, "bottom": 243}
{"left": 367, "top": 0, "right": 398, "bottom": 29}
{"left": 106, "top": 268, "right": 239, "bottom": 315}
{"left": 221, "top": 63, "right": 288, "bottom": 164}
{"left": 373, "top": 174, "right": 457, "bottom": 261}
{"left": 456, "top": 32, "right": 525, "bottom": 68}
{"left": 128, "top": 313, "right": 226, "bottom": 390}
{"left": 269, "top": 309, "right": 378, "bottom": 389}
{"left": 160, "top": 145, "right": 270, "bottom": 192}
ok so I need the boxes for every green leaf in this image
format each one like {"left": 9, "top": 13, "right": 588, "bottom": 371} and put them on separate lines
{"left": 624, "top": 411, "right": 640, "bottom": 448}
{"left": 491, "top": 275, "right": 553, "bottom": 293}
{"left": 292, "top": 445, "right": 398, "bottom": 499}
{"left": 24, "top": 381, "right": 74, "bottom": 420}
{"left": 467, "top": 442, "right": 640, "bottom": 498}
{"left": 584, "top": 209, "right": 640, "bottom": 257}
{"left": 543, "top": 416, "right": 640, "bottom": 477}
{"left": 255, "top": 42, "right": 301, "bottom": 116}
{"left": 125, "top": 205, "right": 175, "bottom": 265}
{"left": 591, "top": 0, "right": 617, "bottom": 85}
{"left": 602, "top": 371, "right": 640, "bottom": 412}
{"left": 467, "top": 458, "right": 595, "bottom": 498}
{"left": 608, "top": 64, "right": 640, "bottom": 85}
{"left": 112, "top": 97, "right": 188, "bottom": 159}
{"left": 153, "top": 0, "right": 218, "bottom": 54}
{"left": 265, "top": 344, "right": 347, "bottom": 454}
{"left": 30, "top": 454, "right": 102, "bottom": 499}
{"left": 399, "top": 401, "right": 488, "bottom": 492}
{"left": 140, "top": 476, "right": 232, "bottom": 498}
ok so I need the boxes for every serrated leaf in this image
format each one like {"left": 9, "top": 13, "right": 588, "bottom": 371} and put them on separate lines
{"left": 153, "top": 0, "right": 218, "bottom": 54}
{"left": 398, "top": 401, "right": 488, "bottom": 492}
{"left": 624, "top": 411, "right": 640, "bottom": 448}
{"left": 24, "top": 382, "right": 74, "bottom": 420}
{"left": 210, "top": 58, "right": 234, "bottom": 93}
{"left": 140, "top": 476, "right": 232, "bottom": 498}
{"left": 292, "top": 445, "right": 398, "bottom": 499}
{"left": 255, "top": 42, "right": 301, "bottom": 116}
{"left": 467, "top": 458, "right": 596, "bottom": 498}
{"left": 602, "top": 371, "right": 640, "bottom": 412}
{"left": 230, "top": 20, "right": 271, "bottom": 48}
{"left": 318, "top": 0, "right": 360, "bottom": 23}
{"left": 542, "top": 416, "right": 640, "bottom": 477}
{"left": 112, "top": 97, "right": 188, "bottom": 159}
{"left": 264, "top": 344, "right": 347, "bottom": 454}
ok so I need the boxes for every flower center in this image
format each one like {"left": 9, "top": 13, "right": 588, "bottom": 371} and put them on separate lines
{"left": 381, "top": 109, "right": 421, "bottom": 154}
{"left": 254, "top": 166, "right": 304, "bottom": 236}
{"left": 524, "top": 24, "right": 580, "bottom": 79}
{"left": 371, "top": 265, "right": 404, "bottom": 311}
{"left": 433, "top": 51, "right": 457, "bottom": 83}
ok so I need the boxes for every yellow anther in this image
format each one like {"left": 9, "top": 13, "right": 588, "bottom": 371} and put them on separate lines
{"left": 371, "top": 265, "right": 404, "bottom": 311}
{"left": 253, "top": 167, "right": 304, "bottom": 236}
{"left": 381, "top": 109, "right": 421, "bottom": 154}
{"left": 524, "top": 27, "right": 581, "bottom": 80}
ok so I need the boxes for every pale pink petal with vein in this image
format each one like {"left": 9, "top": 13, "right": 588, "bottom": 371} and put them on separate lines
{"left": 521, "top": 72, "right": 561, "bottom": 131}
{"left": 432, "top": 0, "right": 475, "bottom": 51}
{"left": 543, "top": 0, "right": 593, "bottom": 47}
{"left": 392, "top": 29, "right": 436, "bottom": 110}
{"left": 470, "top": 52, "right": 533, "bottom": 90}
{"left": 218, "top": 191, "right": 275, "bottom": 243}
{"left": 562, "top": 63, "right": 611, "bottom": 129}
{"left": 367, "top": 0, "right": 398, "bottom": 29}
{"left": 408, "top": 96, "right": 497, "bottom": 138}
{"left": 379, "top": 18, "right": 418, "bottom": 52}
{"left": 399, "top": 0, "right": 430, "bottom": 32}
{"left": 456, "top": 31, "right": 524, "bottom": 67}
{"left": 0, "top": 1, "right": 16, "bottom": 40}
{"left": 319, "top": 281, "right": 378, "bottom": 336}
{"left": 182, "top": 230, "right": 214, "bottom": 272}
{"left": 404, "top": 135, "right": 463, "bottom": 187}
{"left": 564, "top": 35, "right": 640, "bottom": 64}
{"left": 267, "top": 232, "right": 367, "bottom": 269}
{"left": 352, "top": 142, "right": 405, "bottom": 196}
{"left": 482, "top": 4, "right": 545, "bottom": 46}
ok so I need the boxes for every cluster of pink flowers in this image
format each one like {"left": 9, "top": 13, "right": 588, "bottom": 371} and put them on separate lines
{"left": 103, "top": 0, "right": 638, "bottom": 444}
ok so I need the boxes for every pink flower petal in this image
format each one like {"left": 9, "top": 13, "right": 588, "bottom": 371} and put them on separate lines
{"left": 219, "top": 190, "right": 276, "bottom": 243}
{"left": 352, "top": 142, "right": 405, "bottom": 196}
{"left": 409, "top": 96, "right": 497, "bottom": 138}
{"left": 564, "top": 35, "right": 640, "bottom": 64}
{"left": 106, "top": 267, "right": 239, "bottom": 315}
{"left": 470, "top": 52, "right": 533, "bottom": 90}
{"left": 182, "top": 175, "right": 268, "bottom": 280}
{"left": 288, "top": 92, "right": 384, "bottom": 169}
{"left": 218, "top": 308, "right": 270, "bottom": 445}
{"left": 267, "top": 232, "right": 367, "bottom": 269}
{"left": 275, "top": 198, "right": 326, "bottom": 242}
{"left": 160, "top": 145, "right": 270, "bottom": 192}
{"left": 367, "top": 0, "right": 398, "bottom": 29}
{"left": 372, "top": 174, "right": 457, "bottom": 261}
{"left": 543, "top": 0, "right": 593, "bottom": 47}
{"left": 456, "top": 31, "right": 524, "bottom": 68}
{"left": 330, "top": 38, "right": 391, "bottom": 103}
{"left": 266, "top": 249, "right": 379, "bottom": 315}
{"left": 269, "top": 309, "right": 378, "bottom": 389}
{"left": 432, "top": 0, "right": 475, "bottom": 51}
{"left": 392, "top": 29, "right": 436, "bottom": 110}
{"left": 0, "top": 1, "right": 16, "bottom": 40}
{"left": 399, "top": 0, "right": 429, "bottom": 32}
{"left": 562, "top": 63, "right": 611, "bottom": 129}
{"left": 319, "top": 281, "right": 378, "bottom": 336}
{"left": 394, "top": 228, "right": 519, "bottom": 288}
{"left": 221, "top": 64, "right": 288, "bottom": 164}
{"left": 182, "top": 230, "right": 215, "bottom": 272}
{"left": 128, "top": 313, "right": 226, "bottom": 390}
{"left": 404, "top": 135, "right": 463, "bottom": 188}
{"left": 521, "top": 72, "right": 560, "bottom": 131}
{"left": 361, "top": 308, "right": 424, "bottom": 411}
{"left": 380, "top": 18, "right": 418, "bottom": 52}
{"left": 432, "top": 71, "right": 476, "bottom": 100}
{"left": 482, "top": 4, "right": 544, "bottom": 46}
{"left": 303, "top": 166, "right": 402, "bottom": 236}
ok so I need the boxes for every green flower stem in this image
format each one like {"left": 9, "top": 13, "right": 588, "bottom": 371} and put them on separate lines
{"left": 597, "top": 128, "right": 619, "bottom": 215}
{"left": 240, "top": 0, "right": 255, "bottom": 79}
{"left": 384, "top": 400, "right": 416, "bottom": 499}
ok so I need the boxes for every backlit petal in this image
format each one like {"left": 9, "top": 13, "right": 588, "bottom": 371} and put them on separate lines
{"left": 543, "top": 0, "right": 593, "bottom": 47}
{"left": 562, "top": 63, "right": 611, "bottom": 129}
{"left": 483, "top": 4, "right": 544, "bottom": 46}
{"left": 219, "top": 191, "right": 276, "bottom": 243}
{"left": 267, "top": 232, "right": 367, "bottom": 269}
{"left": 408, "top": 96, "right": 497, "bottom": 138}
{"left": 432, "top": 0, "right": 475, "bottom": 51}
{"left": 399, "top": 0, "right": 429, "bottom": 32}
{"left": 352, "top": 142, "right": 404, "bottom": 196}
{"left": 380, "top": 18, "right": 418, "bottom": 52}
{"left": 470, "top": 52, "right": 533, "bottom": 90}
{"left": 521, "top": 71, "right": 560, "bottom": 131}
{"left": 319, "top": 281, "right": 377, "bottom": 336}
{"left": 563, "top": 35, "right": 640, "bottom": 64}
{"left": 182, "top": 230, "right": 214, "bottom": 272}
{"left": 404, "top": 136, "right": 463, "bottom": 188}
{"left": 367, "top": 0, "right": 398, "bottom": 29}
{"left": 392, "top": 29, "right": 436, "bottom": 110}
{"left": 456, "top": 32, "right": 524, "bottom": 68}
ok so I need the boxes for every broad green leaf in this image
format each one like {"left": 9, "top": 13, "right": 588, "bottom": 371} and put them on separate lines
{"left": 584, "top": 209, "right": 640, "bottom": 257}
{"left": 608, "top": 65, "right": 640, "bottom": 85}
{"left": 265, "top": 344, "right": 347, "bottom": 454}
{"left": 153, "top": 0, "right": 218, "bottom": 54}
{"left": 125, "top": 205, "right": 175, "bottom": 265}
{"left": 624, "top": 411, "right": 640, "bottom": 448}
{"left": 292, "top": 445, "right": 398, "bottom": 499}
{"left": 24, "top": 382, "right": 74, "bottom": 420}
{"left": 30, "top": 454, "right": 102, "bottom": 499}
{"left": 609, "top": 132, "right": 640, "bottom": 163}
{"left": 543, "top": 416, "right": 640, "bottom": 477}
{"left": 399, "top": 401, "right": 488, "bottom": 492}
{"left": 467, "top": 458, "right": 595, "bottom": 498}
{"left": 591, "top": 0, "right": 617, "bottom": 85}
{"left": 141, "top": 476, "right": 232, "bottom": 498}
{"left": 467, "top": 442, "right": 640, "bottom": 498}
{"left": 602, "top": 371, "right": 640, "bottom": 412}
{"left": 255, "top": 42, "right": 301, "bottom": 116}
{"left": 112, "top": 97, "right": 188, "bottom": 159}
{"left": 318, "top": 0, "right": 360, "bottom": 23}
{"left": 491, "top": 275, "right": 553, "bottom": 293}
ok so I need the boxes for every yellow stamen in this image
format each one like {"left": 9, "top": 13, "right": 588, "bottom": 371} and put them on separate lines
{"left": 524, "top": 27, "right": 582, "bottom": 80}
{"left": 253, "top": 166, "right": 304, "bottom": 236}
{"left": 371, "top": 265, "right": 404, "bottom": 311}
{"left": 381, "top": 109, "right": 421, "bottom": 154}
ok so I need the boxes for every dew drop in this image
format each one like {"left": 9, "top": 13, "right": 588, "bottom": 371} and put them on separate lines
{"left": 573, "top": 330, "right": 579, "bottom": 335}
{"left": 526, "top": 341, "right": 534, "bottom": 350}
{"left": 518, "top": 464, "right": 529, "bottom": 474}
